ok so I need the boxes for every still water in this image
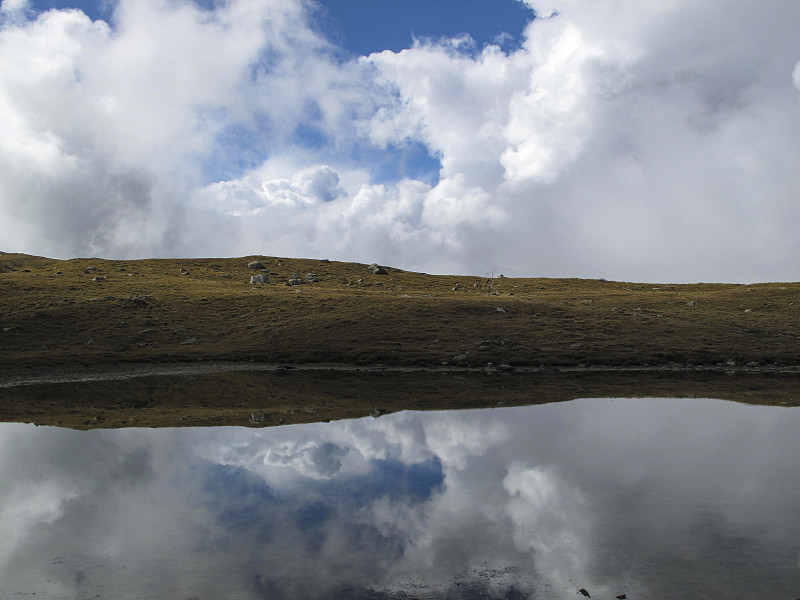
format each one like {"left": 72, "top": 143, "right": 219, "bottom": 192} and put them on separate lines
{"left": 1, "top": 398, "right": 799, "bottom": 599}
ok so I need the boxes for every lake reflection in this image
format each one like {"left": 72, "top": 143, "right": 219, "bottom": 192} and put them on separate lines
{"left": 2, "top": 398, "right": 799, "bottom": 599}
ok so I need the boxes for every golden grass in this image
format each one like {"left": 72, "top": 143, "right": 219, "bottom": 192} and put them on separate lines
{"left": 1, "top": 252, "right": 799, "bottom": 372}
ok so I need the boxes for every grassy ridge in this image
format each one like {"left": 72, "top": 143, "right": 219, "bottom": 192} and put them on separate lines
{"left": 1, "top": 252, "right": 799, "bottom": 372}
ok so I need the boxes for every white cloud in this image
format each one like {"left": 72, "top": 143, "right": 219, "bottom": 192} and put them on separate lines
{"left": 0, "top": 0, "right": 29, "bottom": 23}
{"left": 2, "top": 0, "right": 800, "bottom": 281}
{"left": 263, "top": 440, "right": 348, "bottom": 479}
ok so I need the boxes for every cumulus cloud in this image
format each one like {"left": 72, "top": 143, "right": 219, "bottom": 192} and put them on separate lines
{"left": 2, "top": 0, "right": 800, "bottom": 280}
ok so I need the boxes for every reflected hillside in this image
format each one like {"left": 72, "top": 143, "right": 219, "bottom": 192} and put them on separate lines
{"left": 2, "top": 367, "right": 799, "bottom": 429}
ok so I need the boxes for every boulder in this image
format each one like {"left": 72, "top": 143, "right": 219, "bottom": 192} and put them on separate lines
{"left": 250, "top": 274, "right": 270, "bottom": 284}
{"left": 247, "top": 261, "right": 266, "bottom": 270}
{"left": 286, "top": 278, "right": 303, "bottom": 286}
{"left": 368, "top": 263, "right": 387, "bottom": 275}
{"left": 250, "top": 412, "right": 272, "bottom": 423}
{"left": 305, "top": 273, "right": 321, "bottom": 283}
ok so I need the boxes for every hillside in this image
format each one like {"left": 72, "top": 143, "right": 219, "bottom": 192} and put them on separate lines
{"left": 1, "top": 252, "right": 799, "bottom": 373}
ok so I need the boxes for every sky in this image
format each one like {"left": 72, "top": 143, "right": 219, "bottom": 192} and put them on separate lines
{"left": 1, "top": 0, "right": 800, "bottom": 282}
{"left": 2, "top": 399, "right": 800, "bottom": 598}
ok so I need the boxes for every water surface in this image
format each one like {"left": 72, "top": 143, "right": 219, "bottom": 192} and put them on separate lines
{"left": 1, "top": 398, "right": 798, "bottom": 599}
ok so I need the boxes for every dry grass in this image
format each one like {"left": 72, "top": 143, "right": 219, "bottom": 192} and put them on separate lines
{"left": 1, "top": 252, "right": 799, "bottom": 373}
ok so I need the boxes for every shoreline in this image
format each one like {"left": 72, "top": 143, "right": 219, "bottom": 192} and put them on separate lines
{"left": 2, "top": 359, "right": 800, "bottom": 389}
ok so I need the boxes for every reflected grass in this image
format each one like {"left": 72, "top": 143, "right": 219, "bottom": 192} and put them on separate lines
{"left": 2, "top": 369, "right": 798, "bottom": 429}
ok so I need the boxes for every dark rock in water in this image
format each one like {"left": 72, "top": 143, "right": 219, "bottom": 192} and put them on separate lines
{"left": 368, "top": 263, "right": 387, "bottom": 275}
{"left": 250, "top": 274, "right": 270, "bottom": 284}
{"left": 248, "top": 261, "right": 266, "bottom": 269}
{"left": 579, "top": 589, "right": 590, "bottom": 598}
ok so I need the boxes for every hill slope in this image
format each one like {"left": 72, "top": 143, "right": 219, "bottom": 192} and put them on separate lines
{"left": 1, "top": 252, "right": 799, "bottom": 373}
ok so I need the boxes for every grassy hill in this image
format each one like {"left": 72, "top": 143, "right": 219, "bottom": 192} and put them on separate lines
{"left": 1, "top": 251, "right": 799, "bottom": 373}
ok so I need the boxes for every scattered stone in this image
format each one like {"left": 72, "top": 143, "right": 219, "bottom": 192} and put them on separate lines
{"left": 368, "top": 263, "right": 387, "bottom": 275}
{"left": 250, "top": 412, "right": 272, "bottom": 423}
{"left": 498, "top": 274, "right": 506, "bottom": 278}
{"left": 496, "top": 307, "right": 506, "bottom": 313}
{"left": 131, "top": 296, "right": 148, "bottom": 306}
{"left": 746, "top": 361, "right": 759, "bottom": 367}
{"left": 55, "top": 271, "right": 63, "bottom": 275}
{"left": 285, "top": 278, "right": 303, "bottom": 286}
{"left": 179, "top": 268, "right": 189, "bottom": 275}
{"left": 138, "top": 329, "right": 159, "bottom": 336}
{"left": 82, "top": 267, "right": 96, "bottom": 274}
{"left": 370, "top": 408, "right": 387, "bottom": 418}
{"left": 92, "top": 276, "right": 106, "bottom": 282}
{"left": 118, "top": 267, "right": 126, "bottom": 272}
{"left": 599, "top": 278, "right": 608, "bottom": 282}
{"left": 305, "top": 273, "right": 321, "bottom": 283}
{"left": 181, "top": 337, "right": 197, "bottom": 345}
{"left": 744, "top": 308, "right": 752, "bottom": 313}
{"left": 476, "top": 338, "right": 515, "bottom": 347}
{"left": 497, "top": 364, "right": 514, "bottom": 372}
{"left": 453, "top": 352, "right": 469, "bottom": 362}
{"left": 248, "top": 261, "right": 265, "bottom": 269}
{"left": 725, "top": 359, "right": 736, "bottom": 367}
{"left": 686, "top": 301, "right": 696, "bottom": 306}
{"left": 3, "top": 326, "right": 17, "bottom": 333}
{"left": 250, "top": 274, "right": 270, "bottom": 284}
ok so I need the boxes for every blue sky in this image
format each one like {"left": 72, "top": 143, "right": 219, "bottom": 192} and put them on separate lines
{"left": 315, "top": 0, "right": 533, "bottom": 55}
{"left": 3, "top": 0, "right": 800, "bottom": 281}
{"left": 31, "top": 0, "right": 534, "bottom": 54}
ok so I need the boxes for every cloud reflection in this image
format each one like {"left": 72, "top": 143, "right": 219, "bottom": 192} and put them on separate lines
{"left": 1, "top": 398, "right": 799, "bottom": 599}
